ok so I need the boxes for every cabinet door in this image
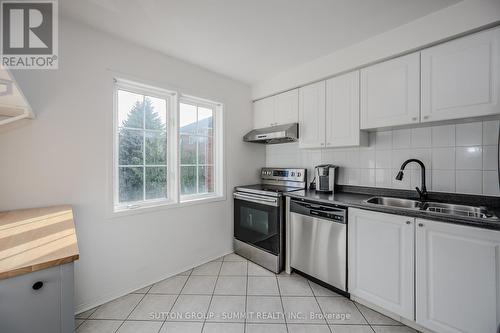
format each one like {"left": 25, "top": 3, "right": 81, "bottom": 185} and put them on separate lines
{"left": 326, "top": 71, "right": 366, "bottom": 147}
{"left": 421, "top": 27, "right": 500, "bottom": 122}
{"left": 253, "top": 96, "right": 275, "bottom": 128}
{"left": 416, "top": 219, "right": 500, "bottom": 333}
{"left": 275, "top": 89, "right": 299, "bottom": 126}
{"left": 0, "top": 265, "right": 62, "bottom": 333}
{"left": 348, "top": 208, "right": 414, "bottom": 319}
{"left": 360, "top": 53, "right": 420, "bottom": 129}
{"left": 299, "top": 81, "right": 326, "bottom": 148}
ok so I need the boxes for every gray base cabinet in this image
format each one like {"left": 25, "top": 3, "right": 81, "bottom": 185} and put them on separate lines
{"left": 0, "top": 263, "right": 74, "bottom": 333}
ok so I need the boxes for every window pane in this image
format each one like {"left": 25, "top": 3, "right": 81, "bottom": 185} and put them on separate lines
{"left": 118, "top": 90, "right": 144, "bottom": 129}
{"left": 180, "top": 135, "right": 197, "bottom": 164}
{"left": 145, "top": 131, "right": 166, "bottom": 165}
{"left": 198, "top": 107, "right": 213, "bottom": 135}
{"left": 119, "top": 167, "right": 143, "bottom": 202}
{"left": 145, "top": 96, "right": 167, "bottom": 130}
{"left": 198, "top": 136, "right": 214, "bottom": 165}
{"left": 198, "top": 166, "right": 214, "bottom": 194}
{"left": 145, "top": 167, "right": 167, "bottom": 200}
{"left": 119, "top": 129, "right": 143, "bottom": 165}
{"left": 181, "top": 166, "right": 196, "bottom": 195}
{"left": 179, "top": 103, "right": 197, "bottom": 134}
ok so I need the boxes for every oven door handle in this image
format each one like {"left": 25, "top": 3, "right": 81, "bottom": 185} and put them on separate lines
{"left": 233, "top": 192, "right": 279, "bottom": 207}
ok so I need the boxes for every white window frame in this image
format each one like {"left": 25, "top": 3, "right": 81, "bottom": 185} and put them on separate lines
{"left": 178, "top": 95, "right": 224, "bottom": 203}
{"left": 113, "top": 78, "right": 178, "bottom": 213}
{"left": 111, "top": 78, "right": 224, "bottom": 215}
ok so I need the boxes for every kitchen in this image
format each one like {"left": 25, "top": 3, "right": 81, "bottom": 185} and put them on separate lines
{"left": 0, "top": 1, "right": 499, "bottom": 333}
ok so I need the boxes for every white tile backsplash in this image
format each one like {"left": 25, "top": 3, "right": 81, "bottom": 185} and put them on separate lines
{"left": 359, "top": 169, "right": 376, "bottom": 187}
{"left": 483, "top": 171, "right": 500, "bottom": 196}
{"left": 483, "top": 146, "right": 498, "bottom": 171}
{"left": 375, "top": 169, "right": 392, "bottom": 187}
{"left": 456, "top": 170, "right": 482, "bottom": 194}
{"left": 391, "top": 150, "right": 411, "bottom": 170}
{"left": 265, "top": 120, "right": 499, "bottom": 196}
{"left": 392, "top": 129, "right": 411, "bottom": 149}
{"left": 431, "top": 124, "right": 455, "bottom": 147}
{"left": 456, "top": 146, "right": 482, "bottom": 170}
{"left": 432, "top": 147, "right": 455, "bottom": 170}
{"left": 432, "top": 170, "right": 456, "bottom": 192}
{"left": 359, "top": 149, "right": 376, "bottom": 168}
{"left": 375, "top": 131, "right": 392, "bottom": 150}
{"left": 375, "top": 150, "right": 392, "bottom": 169}
{"left": 411, "top": 127, "right": 432, "bottom": 148}
{"left": 483, "top": 120, "right": 499, "bottom": 145}
{"left": 456, "top": 122, "right": 483, "bottom": 146}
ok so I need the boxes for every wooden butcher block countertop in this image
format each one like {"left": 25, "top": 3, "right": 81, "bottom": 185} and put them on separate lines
{"left": 0, "top": 205, "right": 79, "bottom": 280}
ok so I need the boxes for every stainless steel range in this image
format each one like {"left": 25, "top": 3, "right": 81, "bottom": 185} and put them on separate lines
{"left": 233, "top": 168, "right": 307, "bottom": 273}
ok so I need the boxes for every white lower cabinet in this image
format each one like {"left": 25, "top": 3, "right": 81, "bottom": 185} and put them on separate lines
{"left": 348, "top": 208, "right": 415, "bottom": 319}
{"left": 416, "top": 219, "right": 500, "bottom": 333}
{"left": 349, "top": 208, "right": 500, "bottom": 333}
{"left": 0, "top": 263, "right": 74, "bottom": 333}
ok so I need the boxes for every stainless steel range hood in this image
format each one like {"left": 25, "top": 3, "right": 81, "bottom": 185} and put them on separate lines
{"left": 243, "top": 123, "right": 299, "bottom": 144}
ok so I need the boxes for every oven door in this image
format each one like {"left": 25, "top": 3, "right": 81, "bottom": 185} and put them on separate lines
{"left": 233, "top": 192, "right": 281, "bottom": 255}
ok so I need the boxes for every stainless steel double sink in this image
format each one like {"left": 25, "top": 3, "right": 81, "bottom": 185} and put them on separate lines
{"left": 365, "top": 196, "right": 498, "bottom": 220}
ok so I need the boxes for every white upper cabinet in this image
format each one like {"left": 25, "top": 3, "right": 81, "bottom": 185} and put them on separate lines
{"left": 421, "top": 27, "right": 500, "bottom": 123}
{"left": 253, "top": 89, "right": 298, "bottom": 129}
{"left": 253, "top": 96, "right": 275, "bottom": 129}
{"left": 0, "top": 68, "right": 33, "bottom": 126}
{"left": 299, "top": 81, "right": 326, "bottom": 148}
{"left": 360, "top": 52, "right": 420, "bottom": 129}
{"left": 275, "top": 89, "right": 299, "bottom": 126}
{"left": 348, "top": 209, "right": 415, "bottom": 320}
{"left": 326, "top": 71, "right": 367, "bottom": 147}
{"left": 416, "top": 219, "right": 500, "bottom": 333}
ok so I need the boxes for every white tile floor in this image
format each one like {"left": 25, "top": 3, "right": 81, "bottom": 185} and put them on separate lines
{"left": 75, "top": 253, "right": 419, "bottom": 333}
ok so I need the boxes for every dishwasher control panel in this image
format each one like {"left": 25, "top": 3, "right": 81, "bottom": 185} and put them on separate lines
{"left": 289, "top": 199, "right": 347, "bottom": 224}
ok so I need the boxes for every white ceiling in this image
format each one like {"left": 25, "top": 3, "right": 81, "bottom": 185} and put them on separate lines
{"left": 61, "top": 0, "right": 460, "bottom": 84}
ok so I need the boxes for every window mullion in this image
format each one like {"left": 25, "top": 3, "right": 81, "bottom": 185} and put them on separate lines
{"left": 196, "top": 106, "right": 199, "bottom": 194}
{"left": 142, "top": 95, "right": 146, "bottom": 201}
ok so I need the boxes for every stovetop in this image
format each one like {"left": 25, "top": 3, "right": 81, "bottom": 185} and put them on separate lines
{"left": 235, "top": 183, "right": 304, "bottom": 196}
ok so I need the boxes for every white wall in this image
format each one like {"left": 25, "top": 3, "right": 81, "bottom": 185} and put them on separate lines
{"left": 267, "top": 120, "right": 500, "bottom": 196}
{"left": 0, "top": 18, "right": 264, "bottom": 312}
{"left": 252, "top": 0, "right": 500, "bottom": 99}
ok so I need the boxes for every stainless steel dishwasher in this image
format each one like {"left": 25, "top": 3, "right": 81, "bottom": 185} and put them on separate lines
{"left": 289, "top": 199, "right": 347, "bottom": 293}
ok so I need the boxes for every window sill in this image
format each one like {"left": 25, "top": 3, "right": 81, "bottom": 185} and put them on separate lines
{"left": 110, "top": 195, "right": 226, "bottom": 219}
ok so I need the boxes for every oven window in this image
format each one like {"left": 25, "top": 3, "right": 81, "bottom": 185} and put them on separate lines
{"left": 234, "top": 197, "right": 280, "bottom": 255}
{"left": 240, "top": 207, "right": 270, "bottom": 235}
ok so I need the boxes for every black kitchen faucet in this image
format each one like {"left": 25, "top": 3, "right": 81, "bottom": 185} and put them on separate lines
{"left": 395, "top": 159, "right": 428, "bottom": 201}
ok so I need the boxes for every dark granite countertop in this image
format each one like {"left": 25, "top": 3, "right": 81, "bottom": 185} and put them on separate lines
{"left": 284, "top": 186, "right": 500, "bottom": 231}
